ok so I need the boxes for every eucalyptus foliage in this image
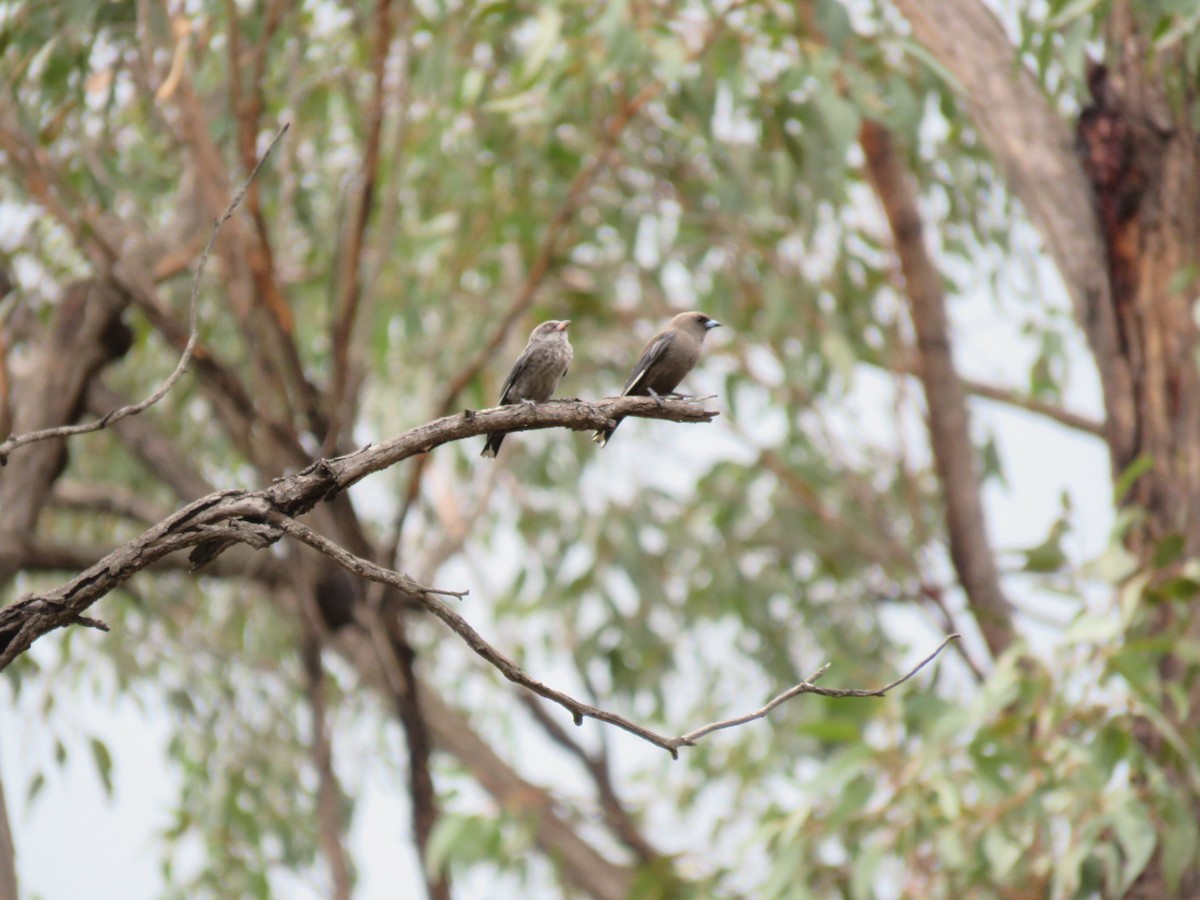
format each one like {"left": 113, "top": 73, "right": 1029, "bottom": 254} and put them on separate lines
{"left": 3, "top": 0, "right": 1198, "bottom": 896}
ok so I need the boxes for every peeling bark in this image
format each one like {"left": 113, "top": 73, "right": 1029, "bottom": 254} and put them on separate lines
{"left": 1076, "top": 9, "right": 1200, "bottom": 556}
{"left": 893, "top": 0, "right": 1200, "bottom": 892}
{"left": 889, "top": 0, "right": 1136, "bottom": 468}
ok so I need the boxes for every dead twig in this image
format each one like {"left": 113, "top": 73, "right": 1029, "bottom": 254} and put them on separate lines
{"left": 678, "top": 634, "right": 961, "bottom": 745}
{"left": 274, "top": 513, "right": 960, "bottom": 757}
{"left": 0, "top": 396, "right": 717, "bottom": 667}
{"left": 0, "top": 123, "right": 290, "bottom": 467}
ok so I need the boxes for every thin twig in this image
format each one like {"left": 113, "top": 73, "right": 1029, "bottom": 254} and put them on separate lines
{"left": 387, "top": 82, "right": 663, "bottom": 538}
{"left": 0, "top": 123, "right": 290, "bottom": 466}
{"left": 0, "top": 459, "right": 956, "bottom": 756}
{"left": 393, "top": 2, "right": 745, "bottom": 530}
{"left": 273, "top": 513, "right": 959, "bottom": 757}
{"left": 885, "top": 359, "right": 1104, "bottom": 437}
{"left": 0, "top": 396, "right": 716, "bottom": 667}
{"left": 326, "top": 0, "right": 397, "bottom": 455}
{"left": 917, "top": 582, "right": 987, "bottom": 682}
{"left": 679, "top": 634, "right": 961, "bottom": 745}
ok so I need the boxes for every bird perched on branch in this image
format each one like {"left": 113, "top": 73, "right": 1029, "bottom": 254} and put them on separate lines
{"left": 593, "top": 311, "right": 721, "bottom": 447}
{"left": 481, "top": 319, "right": 573, "bottom": 458}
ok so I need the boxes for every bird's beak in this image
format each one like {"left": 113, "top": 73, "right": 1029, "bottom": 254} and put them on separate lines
{"left": 556, "top": 320, "right": 571, "bottom": 331}
{"left": 704, "top": 319, "right": 722, "bottom": 330}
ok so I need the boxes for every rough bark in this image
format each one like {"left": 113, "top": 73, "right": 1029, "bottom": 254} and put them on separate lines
{"left": 0, "top": 395, "right": 717, "bottom": 667}
{"left": 1086, "top": 8, "right": 1200, "bottom": 898}
{"left": 892, "top": 0, "right": 1200, "bottom": 892}
{"left": 888, "top": 0, "right": 1136, "bottom": 468}
{"left": 1075, "top": 8, "right": 1200, "bottom": 557}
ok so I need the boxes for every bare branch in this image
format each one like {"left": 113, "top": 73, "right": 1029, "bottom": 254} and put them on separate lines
{"left": 12, "top": 537, "right": 287, "bottom": 583}
{"left": 679, "top": 634, "right": 961, "bottom": 745}
{"left": 883, "top": 360, "right": 1105, "bottom": 438}
{"left": 915, "top": 581, "right": 987, "bottom": 683}
{"left": 861, "top": 119, "right": 1015, "bottom": 659}
{"left": 956, "top": 376, "right": 1105, "bottom": 437}
{"left": 327, "top": 0, "right": 397, "bottom": 453}
{"left": 0, "top": 396, "right": 716, "bottom": 666}
{"left": 0, "top": 123, "right": 290, "bottom": 466}
{"left": 0, "top": 442, "right": 955, "bottom": 758}
{"left": 273, "top": 514, "right": 959, "bottom": 757}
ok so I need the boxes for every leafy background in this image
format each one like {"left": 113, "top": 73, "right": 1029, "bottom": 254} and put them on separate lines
{"left": 2, "top": 0, "right": 1199, "bottom": 897}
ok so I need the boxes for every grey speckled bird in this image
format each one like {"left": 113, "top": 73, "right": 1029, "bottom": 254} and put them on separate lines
{"left": 593, "top": 311, "right": 721, "bottom": 447}
{"left": 481, "top": 319, "right": 573, "bottom": 458}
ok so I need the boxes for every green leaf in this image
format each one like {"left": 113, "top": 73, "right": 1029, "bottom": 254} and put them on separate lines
{"left": 1114, "top": 455, "right": 1154, "bottom": 503}
{"left": 849, "top": 839, "right": 884, "bottom": 900}
{"left": 26, "top": 772, "right": 46, "bottom": 806}
{"left": 482, "top": 88, "right": 544, "bottom": 114}
{"left": 1064, "top": 612, "right": 1121, "bottom": 645}
{"left": 1151, "top": 533, "right": 1185, "bottom": 569}
{"left": 89, "top": 736, "right": 114, "bottom": 798}
{"left": 982, "top": 827, "right": 1022, "bottom": 878}
{"left": 1048, "top": 0, "right": 1104, "bottom": 28}
{"left": 826, "top": 774, "right": 873, "bottom": 828}
{"left": 980, "top": 431, "right": 1006, "bottom": 485}
{"left": 519, "top": 7, "right": 563, "bottom": 84}
{"left": 1110, "top": 795, "right": 1156, "bottom": 892}
{"left": 1018, "top": 519, "right": 1069, "bottom": 573}
{"left": 425, "top": 813, "right": 500, "bottom": 875}
{"left": 814, "top": 0, "right": 855, "bottom": 51}
{"left": 795, "top": 716, "right": 862, "bottom": 743}
{"left": 896, "top": 37, "right": 966, "bottom": 94}
{"left": 1162, "top": 810, "right": 1199, "bottom": 892}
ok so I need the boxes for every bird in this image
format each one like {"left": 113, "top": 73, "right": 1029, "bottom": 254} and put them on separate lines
{"left": 481, "top": 319, "right": 573, "bottom": 458}
{"left": 592, "top": 311, "right": 721, "bottom": 447}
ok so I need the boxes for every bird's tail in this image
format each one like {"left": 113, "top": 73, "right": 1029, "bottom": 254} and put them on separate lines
{"left": 480, "top": 433, "right": 504, "bottom": 458}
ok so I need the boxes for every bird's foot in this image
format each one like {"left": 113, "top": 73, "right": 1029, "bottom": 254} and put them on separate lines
{"left": 666, "top": 392, "right": 693, "bottom": 401}
{"left": 520, "top": 399, "right": 538, "bottom": 407}
{"left": 647, "top": 388, "right": 667, "bottom": 409}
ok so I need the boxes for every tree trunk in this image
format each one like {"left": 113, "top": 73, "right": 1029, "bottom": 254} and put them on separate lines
{"left": 1077, "top": 6, "right": 1200, "bottom": 557}
{"left": 893, "top": 0, "right": 1200, "bottom": 893}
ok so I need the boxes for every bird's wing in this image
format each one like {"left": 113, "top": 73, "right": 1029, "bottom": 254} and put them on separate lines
{"left": 497, "top": 346, "right": 535, "bottom": 405}
{"left": 621, "top": 331, "right": 676, "bottom": 395}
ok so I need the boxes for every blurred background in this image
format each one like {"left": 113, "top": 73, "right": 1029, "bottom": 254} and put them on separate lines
{"left": 2, "top": 0, "right": 1199, "bottom": 897}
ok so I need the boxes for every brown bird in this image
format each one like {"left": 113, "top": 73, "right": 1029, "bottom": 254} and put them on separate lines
{"left": 481, "top": 320, "right": 573, "bottom": 458}
{"left": 593, "top": 311, "right": 721, "bottom": 447}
